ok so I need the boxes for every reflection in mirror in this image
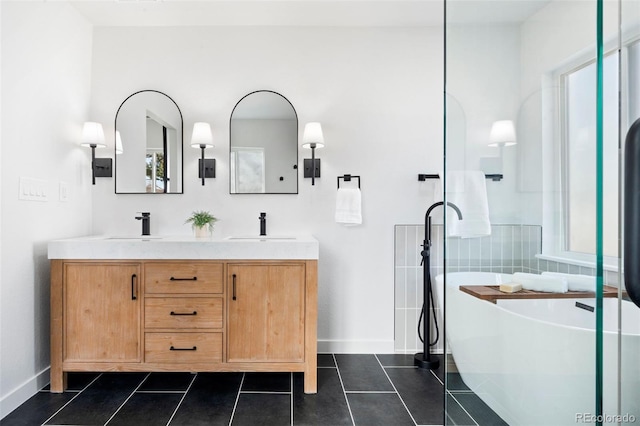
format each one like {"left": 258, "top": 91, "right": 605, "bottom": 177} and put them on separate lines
{"left": 115, "top": 90, "right": 183, "bottom": 193}
{"left": 230, "top": 90, "right": 298, "bottom": 194}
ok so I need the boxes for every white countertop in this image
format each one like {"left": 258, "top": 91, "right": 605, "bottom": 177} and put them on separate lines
{"left": 48, "top": 235, "right": 319, "bottom": 260}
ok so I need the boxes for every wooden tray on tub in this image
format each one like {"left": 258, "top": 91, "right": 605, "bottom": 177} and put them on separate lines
{"left": 459, "top": 285, "right": 620, "bottom": 303}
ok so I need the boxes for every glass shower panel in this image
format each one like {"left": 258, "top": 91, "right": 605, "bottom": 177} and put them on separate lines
{"left": 619, "top": 0, "right": 640, "bottom": 422}
{"left": 442, "top": 0, "right": 617, "bottom": 424}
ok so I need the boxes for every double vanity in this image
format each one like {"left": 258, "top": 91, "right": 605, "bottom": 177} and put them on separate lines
{"left": 48, "top": 236, "right": 319, "bottom": 394}
{"left": 50, "top": 87, "right": 318, "bottom": 392}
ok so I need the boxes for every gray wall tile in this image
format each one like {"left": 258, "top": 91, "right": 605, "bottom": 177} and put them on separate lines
{"left": 394, "top": 224, "right": 542, "bottom": 353}
{"left": 395, "top": 268, "right": 406, "bottom": 308}
{"left": 395, "top": 225, "right": 407, "bottom": 267}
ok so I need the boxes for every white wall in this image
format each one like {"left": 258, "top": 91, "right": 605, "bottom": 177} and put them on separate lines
{"left": 89, "top": 25, "right": 445, "bottom": 353}
{"left": 0, "top": 2, "right": 93, "bottom": 418}
{"left": 0, "top": 4, "right": 3, "bottom": 409}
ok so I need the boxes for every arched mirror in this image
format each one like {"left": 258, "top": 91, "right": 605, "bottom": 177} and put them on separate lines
{"left": 230, "top": 90, "right": 298, "bottom": 194}
{"left": 115, "top": 90, "right": 183, "bottom": 193}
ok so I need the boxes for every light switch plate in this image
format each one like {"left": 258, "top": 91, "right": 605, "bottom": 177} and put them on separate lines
{"left": 19, "top": 177, "right": 49, "bottom": 202}
{"left": 59, "top": 182, "right": 70, "bottom": 202}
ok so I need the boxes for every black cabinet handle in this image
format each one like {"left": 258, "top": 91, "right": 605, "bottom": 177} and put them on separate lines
{"left": 232, "top": 273, "right": 237, "bottom": 300}
{"left": 624, "top": 117, "right": 640, "bottom": 308}
{"left": 170, "top": 276, "right": 197, "bottom": 281}
{"left": 131, "top": 274, "right": 137, "bottom": 300}
{"left": 170, "top": 346, "right": 197, "bottom": 351}
{"left": 170, "top": 311, "right": 197, "bottom": 316}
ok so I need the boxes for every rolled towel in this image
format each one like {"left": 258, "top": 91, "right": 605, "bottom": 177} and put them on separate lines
{"left": 541, "top": 272, "right": 596, "bottom": 292}
{"left": 512, "top": 272, "right": 568, "bottom": 293}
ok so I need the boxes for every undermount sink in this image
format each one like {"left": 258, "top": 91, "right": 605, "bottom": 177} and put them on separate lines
{"left": 226, "top": 236, "right": 296, "bottom": 241}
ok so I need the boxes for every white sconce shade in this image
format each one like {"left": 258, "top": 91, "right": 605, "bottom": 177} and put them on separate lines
{"left": 191, "top": 122, "right": 215, "bottom": 185}
{"left": 489, "top": 120, "right": 516, "bottom": 147}
{"left": 80, "top": 121, "right": 111, "bottom": 185}
{"left": 302, "top": 122, "right": 325, "bottom": 149}
{"left": 301, "top": 122, "right": 324, "bottom": 185}
{"left": 191, "top": 122, "right": 214, "bottom": 148}
{"left": 115, "top": 131, "right": 123, "bottom": 154}
{"left": 80, "top": 122, "right": 106, "bottom": 148}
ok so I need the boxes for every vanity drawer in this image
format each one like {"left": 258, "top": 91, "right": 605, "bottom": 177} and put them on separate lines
{"left": 145, "top": 263, "right": 223, "bottom": 294}
{"left": 145, "top": 332, "right": 223, "bottom": 363}
{"left": 145, "top": 297, "right": 223, "bottom": 329}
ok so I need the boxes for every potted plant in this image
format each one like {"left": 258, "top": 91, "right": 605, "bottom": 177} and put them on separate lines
{"left": 185, "top": 210, "right": 218, "bottom": 238}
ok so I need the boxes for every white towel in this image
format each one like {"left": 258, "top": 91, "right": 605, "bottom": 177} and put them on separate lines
{"left": 512, "top": 272, "right": 568, "bottom": 293}
{"left": 335, "top": 188, "right": 362, "bottom": 225}
{"left": 438, "top": 170, "right": 491, "bottom": 238}
{"left": 541, "top": 272, "right": 596, "bottom": 292}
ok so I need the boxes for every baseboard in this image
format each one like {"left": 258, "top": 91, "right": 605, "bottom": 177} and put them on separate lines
{"left": 392, "top": 348, "right": 446, "bottom": 355}
{"left": 0, "top": 367, "right": 50, "bottom": 420}
{"left": 318, "top": 339, "right": 395, "bottom": 353}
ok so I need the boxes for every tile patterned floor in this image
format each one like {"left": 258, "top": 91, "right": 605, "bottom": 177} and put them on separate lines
{"left": 0, "top": 354, "right": 506, "bottom": 426}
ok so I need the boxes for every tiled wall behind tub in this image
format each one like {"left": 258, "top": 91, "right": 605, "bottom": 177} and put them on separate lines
{"left": 536, "top": 257, "right": 622, "bottom": 285}
{"left": 394, "top": 224, "right": 542, "bottom": 354}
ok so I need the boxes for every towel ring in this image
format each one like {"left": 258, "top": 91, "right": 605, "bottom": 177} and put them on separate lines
{"left": 337, "top": 174, "right": 361, "bottom": 189}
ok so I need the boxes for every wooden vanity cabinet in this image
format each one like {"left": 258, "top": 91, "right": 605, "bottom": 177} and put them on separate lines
{"left": 143, "top": 261, "right": 225, "bottom": 365}
{"left": 50, "top": 259, "right": 317, "bottom": 394}
{"left": 62, "top": 263, "right": 141, "bottom": 363}
{"left": 227, "top": 263, "right": 305, "bottom": 363}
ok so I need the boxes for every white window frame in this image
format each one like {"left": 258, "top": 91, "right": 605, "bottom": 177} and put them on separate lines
{"left": 545, "top": 35, "right": 640, "bottom": 271}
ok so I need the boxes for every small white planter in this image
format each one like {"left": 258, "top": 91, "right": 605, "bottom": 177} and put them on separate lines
{"left": 194, "top": 226, "right": 211, "bottom": 238}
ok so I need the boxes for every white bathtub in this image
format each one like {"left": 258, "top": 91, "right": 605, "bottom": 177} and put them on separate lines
{"left": 437, "top": 272, "right": 640, "bottom": 426}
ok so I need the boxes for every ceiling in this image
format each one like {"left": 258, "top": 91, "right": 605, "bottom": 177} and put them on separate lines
{"left": 66, "top": 0, "right": 551, "bottom": 27}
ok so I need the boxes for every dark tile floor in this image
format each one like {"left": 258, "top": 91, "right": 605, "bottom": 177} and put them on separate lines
{"left": 0, "top": 354, "right": 506, "bottom": 426}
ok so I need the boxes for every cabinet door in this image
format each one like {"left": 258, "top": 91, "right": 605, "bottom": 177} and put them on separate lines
{"left": 227, "top": 264, "right": 305, "bottom": 362}
{"left": 64, "top": 263, "right": 141, "bottom": 362}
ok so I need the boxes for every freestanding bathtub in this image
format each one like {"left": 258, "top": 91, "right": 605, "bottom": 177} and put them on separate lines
{"left": 437, "top": 272, "right": 640, "bottom": 426}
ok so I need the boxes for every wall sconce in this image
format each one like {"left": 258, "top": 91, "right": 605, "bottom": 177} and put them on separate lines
{"left": 302, "top": 122, "right": 324, "bottom": 186}
{"left": 482, "top": 120, "right": 516, "bottom": 177}
{"left": 190, "top": 122, "right": 215, "bottom": 186}
{"left": 80, "top": 121, "right": 112, "bottom": 185}
{"left": 488, "top": 120, "right": 517, "bottom": 148}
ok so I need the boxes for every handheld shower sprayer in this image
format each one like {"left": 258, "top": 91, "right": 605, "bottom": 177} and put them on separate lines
{"left": 415, "top": 201, "right": 462, "bottom": 370}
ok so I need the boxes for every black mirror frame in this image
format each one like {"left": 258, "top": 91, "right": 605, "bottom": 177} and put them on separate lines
{"left": 114, "top": 89, "right": 184, "bottom": 194}
{"left": 229, "top": 89, "right": 299, "bottom": 195}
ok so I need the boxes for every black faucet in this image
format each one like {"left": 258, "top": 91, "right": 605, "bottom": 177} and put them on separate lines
{"left": 415, "top": 201, "right": 462, "bottom": 370}
{"left": 135, "top": 212, "right": 151, "bottom": 236}
{"left": 259, "top": 212, "right": 267, "bottom": 236}
{"left": 424, "top": 201, "right": 463, "bottom": 253}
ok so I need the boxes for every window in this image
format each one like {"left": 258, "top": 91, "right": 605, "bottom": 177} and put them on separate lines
{"left": 230, "top": 147, "right": 266, "bottom": 193}
{"left": 561, "top": 40, "right": 640, "bottom": 259}
{"left": 146, "top": 151, "right": 166, "bottom": 193}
